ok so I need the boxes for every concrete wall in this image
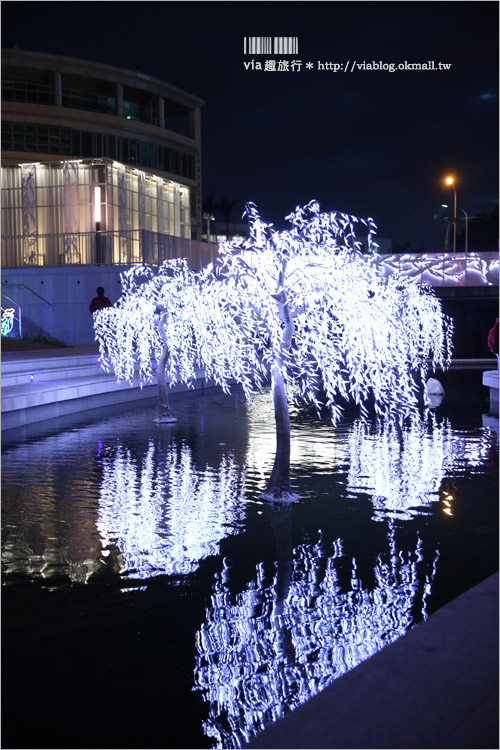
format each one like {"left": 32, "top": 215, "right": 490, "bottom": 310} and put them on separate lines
{"left": 2, "top": 266, "right": 128, "bottom": 345}
{"left": 2, "top": 267, "right": 499, "bottom": 353}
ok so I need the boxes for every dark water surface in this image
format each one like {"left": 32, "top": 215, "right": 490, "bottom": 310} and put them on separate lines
{"left": 2, "top": 371, "right": 498, "bottom": 749}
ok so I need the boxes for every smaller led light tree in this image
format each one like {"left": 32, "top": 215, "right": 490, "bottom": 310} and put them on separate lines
{"left": 94, "top": 260, "right": 195, "bottom": 422}
{"left": 210, "top": 201, "right": 453, "bottom": 502}
{"left": 93, "top": 259, "right": 263, "bottom": 422}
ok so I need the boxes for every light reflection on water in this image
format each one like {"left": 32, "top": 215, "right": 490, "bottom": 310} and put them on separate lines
{"left": 194, "top": 522, "right": 439, "bottom": 749}
{"left": 97, "top": 441, "right": 246, "bottom": 578}
{"left": 1, "top": 386, "right": 498, "bottom": 749}
{"left": 346, "top": 416, "right": 494, "bottom": 521}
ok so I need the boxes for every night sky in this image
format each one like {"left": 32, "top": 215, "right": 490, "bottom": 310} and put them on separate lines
{"left": 2, "top": 1, "right": 499, "bottom": 249}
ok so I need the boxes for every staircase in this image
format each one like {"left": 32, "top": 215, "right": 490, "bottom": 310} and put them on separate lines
{"left": 1, "top": 346, "right": 207, "bottom": 430}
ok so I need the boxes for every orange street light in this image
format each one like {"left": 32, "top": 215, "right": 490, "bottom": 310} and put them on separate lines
{"left": 444, "top": 176, "right": 457, "bottom": 252}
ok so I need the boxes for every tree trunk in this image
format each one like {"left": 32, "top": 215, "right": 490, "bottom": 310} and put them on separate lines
{"left": 260, "top": 277, "right": 298, "bottom": 502}
{"left": 155, "top": 320, "right": 177, "bottom": 423}
{"left": 269, "top": 504, "right": 293, "bottom": 617}
{"left": 260, "top": 365, "right": 298, "bottom": 501}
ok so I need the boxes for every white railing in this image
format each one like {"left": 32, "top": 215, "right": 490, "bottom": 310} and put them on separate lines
{"left": 367, "top": 251, "right": 498, "bottom": 287}
{"left": 1, "top": 230, "right": 219, "bottom": 271}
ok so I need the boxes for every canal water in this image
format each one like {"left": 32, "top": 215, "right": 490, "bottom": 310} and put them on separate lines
{"left": 2, "top": 370, "right": 498, "bottom": 749}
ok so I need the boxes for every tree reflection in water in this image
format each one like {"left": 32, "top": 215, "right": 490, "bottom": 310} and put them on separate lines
{"left": 346, "top": 415, "right": 496, "bottom": 520}
{"left": 193, "top": 515, "right": 439, "bottom": 749}
{"left": 191, "top": 411, "right": 496, "bottom": 748}
{"left": 96, "top": 440, "right": 246, "bottom": 578}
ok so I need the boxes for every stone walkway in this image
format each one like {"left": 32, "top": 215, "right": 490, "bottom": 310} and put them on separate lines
{"left": 1, "top": 344, "right": 208, "bottom": 430}
{"left": 246, "top": 572, "right": 499, "bottom": 749}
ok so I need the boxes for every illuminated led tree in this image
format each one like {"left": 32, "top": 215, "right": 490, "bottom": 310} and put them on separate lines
{"left": 93, "top": 202, "right": 453, "bottom": 500}
{"left": 210, "top": 201, "right": 453, "bottom": 501}
{"left": 93, "top": 259, "right": 261, "bottom": 423}
{"left": 94, "top": 261, "right": 192, "bottom": 422}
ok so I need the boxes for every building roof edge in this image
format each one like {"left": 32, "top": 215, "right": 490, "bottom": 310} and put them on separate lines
{"left": 2, "top": 48, "right": 205, "bottom": 107}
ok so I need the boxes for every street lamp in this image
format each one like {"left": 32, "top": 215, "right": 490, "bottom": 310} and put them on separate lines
{"left": 462, "top": 209, "right": 469, "bottom": 256}
{"left": 442, "top": 204, "right": 476, "bottom": 255}
{"left": 203, "top": 212, "right": 215, "bottom": 243}
{"left": 445, "top": 176, "right": 457, "bottom": 253}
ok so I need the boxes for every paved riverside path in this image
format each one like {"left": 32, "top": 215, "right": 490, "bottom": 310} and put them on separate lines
{"left": 246, "top": 572, "right": 499, "bottom": 750}
{"left": 1, "top": 344, "right": 210, "bottom": 430}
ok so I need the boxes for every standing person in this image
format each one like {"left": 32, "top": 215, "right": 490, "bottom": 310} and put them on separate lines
{"left": 488, "top": 317, "right": 499, "bottom": 355}
{"left": 89, "top": 287, "right": 112, "bottom": 314}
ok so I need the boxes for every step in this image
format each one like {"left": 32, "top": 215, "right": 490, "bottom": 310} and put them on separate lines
{"left": 483, "top": 369, "right": 499, "bottom": 405}
{"left": 1, "top": 364, "right": 210, "bottom": 431}
{"left": 1, "top": 348, "right": 156, "bottom": 386}
{"left": 1, "top": 366, "right": 206, "bottom": 411}
{"left": 2, "top": 353, "right": 98, "bottom": 373}
{"left": 2, "top": 361, "right": 105, "bottom": 387}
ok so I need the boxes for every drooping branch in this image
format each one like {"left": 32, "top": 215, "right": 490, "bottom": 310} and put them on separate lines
{"left": 93, "top": 200, "right": 453, "bottom": 502}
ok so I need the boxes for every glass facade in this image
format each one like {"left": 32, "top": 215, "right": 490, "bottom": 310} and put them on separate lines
{"left": 2, "top": 65, "right": 55, "bottom": 105}
{"left": 2, "top": 51, "right": 203, "bottom": 241}
{"left": 2, "top": 122, "right": 195, "bottom": 180}
{"left": 123, "top": 85, "right": 153, "bottom": 124}
{"left": 2, "top": 67, "right": 193, "bottom": 133}
{"left": 61, "top": 73, "right": 117, "bottom": 115}
{"left": 1, "top": 159, "right": 191, "bottom": 266}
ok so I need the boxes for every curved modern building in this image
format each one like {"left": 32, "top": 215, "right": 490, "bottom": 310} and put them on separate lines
{"left": 1, "top": 49, "right": 215, "bottom": 344}
{"left": 2, "top": 48, "right": 204, "bottom": 259}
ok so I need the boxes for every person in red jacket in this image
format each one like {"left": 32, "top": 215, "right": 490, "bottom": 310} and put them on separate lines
{"left": 487, "top": 317, "right": 499, "bottom": 355}
{"left": 89, "top": 287, "right": 112, "bottom": 314}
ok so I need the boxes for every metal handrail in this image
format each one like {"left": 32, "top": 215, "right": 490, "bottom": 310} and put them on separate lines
{"left": 1, "top": 292, "right": 19, "bottom": 306}
{"left": 4, "top": 284, "right": 52, "bottom": 308}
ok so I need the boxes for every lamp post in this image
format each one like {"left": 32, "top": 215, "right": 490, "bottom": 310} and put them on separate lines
{"left": 445, "top": 177, "right": 457, "bottom": 253}
{"left": 203, "top": 212, "right": 215, "bottom": 244}
{"left": 462, "top": 209, "right": 469, "bottom": 256}
{"left": 442, "top": 204, "right": 477, "bottom": 255}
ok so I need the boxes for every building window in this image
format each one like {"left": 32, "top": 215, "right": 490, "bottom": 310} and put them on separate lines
{"left": 123, "top": 86, "right": 153, "bottom": 124}
{"left": 2, "top": 65, "right": 55, "bottom": 105}
{"left": 61, "top": 73, "right": 116, "bottom": 115}
{"left": 2, "top": 122, "right": 71, "bottom": 155}
{"left": 3, "top": 122, "right": 195, "bottom": 179}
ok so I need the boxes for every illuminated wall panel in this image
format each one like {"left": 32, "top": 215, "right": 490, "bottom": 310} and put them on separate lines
{"left": 1, "top": 158, "right": 191, "bottom": 266}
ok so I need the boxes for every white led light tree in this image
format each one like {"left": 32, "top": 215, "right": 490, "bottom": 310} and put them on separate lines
{"left": 94, "top": 261, "right": 192, "bottom": 422}
{"left": 93, "top": 202, "right": 453, "bottom": 501}
{"left": 210, "top": 201, "right": 453, "bottom": 501}
{"left": 93, "top": 259, "right": 261, "bottom": 423}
